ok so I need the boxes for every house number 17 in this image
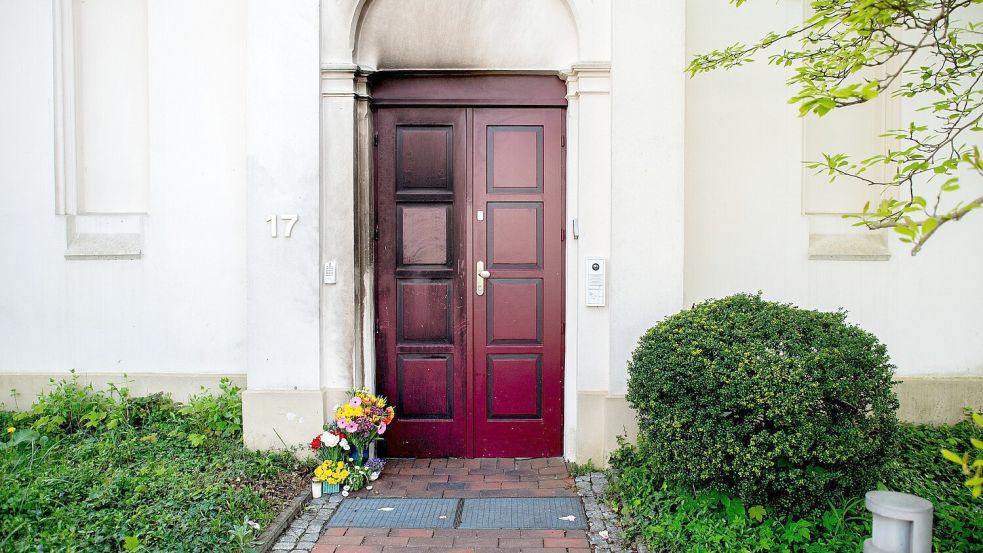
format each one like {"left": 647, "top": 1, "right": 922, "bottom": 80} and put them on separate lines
{"left": 265, "top": 214, "right": 299, "bottom": 238}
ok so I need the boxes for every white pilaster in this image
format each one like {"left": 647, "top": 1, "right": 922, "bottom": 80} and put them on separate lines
{"left": 243, "top": 0, "right": 323, "bottom": 449}
{"left": 562, "top": 62, "right": 612, "bottom": 460}
{"left": 319, "top": 64, "right": 360, "bottom": 392}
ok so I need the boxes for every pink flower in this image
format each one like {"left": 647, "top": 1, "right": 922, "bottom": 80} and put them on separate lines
{"left": 350, "top": 397, "right": 362, "bottom": 408}
{"left": 378, "top": 422, "right": 387, "bottom": 435}
{"left": 337, "top": 417, "right": 348, "bottom": 427}
{"left": 346, "top": 423, "right": 358, "bottom": 433}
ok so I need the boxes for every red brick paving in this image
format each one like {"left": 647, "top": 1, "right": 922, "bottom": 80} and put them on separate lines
{"left": 321, "top": 458, "right": 587, "bottom": 553}
{"left": 314, "top": 528, "right": 591, "bottom": 553}
{"left": 349, "top": 457, "right": 576, "bottom": 498}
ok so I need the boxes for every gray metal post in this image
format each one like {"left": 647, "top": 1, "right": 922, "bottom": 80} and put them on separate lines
{"left": 863, "top": 490, "right": 933, "bottom": 553}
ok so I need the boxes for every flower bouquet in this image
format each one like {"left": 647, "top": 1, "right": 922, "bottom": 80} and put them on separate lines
{"left": 310, "top": 429, "right": 350, "bottom": 494}
{"left": 345, "top": 457, "right": 387, "bottom": 494}
{"left": 308, "top": 389, "right": 395, "bottom": 495}
{"left": 333, "top": 389, "right": 394, "bottom": 466}
{"left": 313, "top": 460, "right": 348, "bottom": 494}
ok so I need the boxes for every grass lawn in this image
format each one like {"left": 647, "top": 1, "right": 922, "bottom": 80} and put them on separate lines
{"left": 608, "top": 421, "right": 983, "bottom": 553}
{"left": 0, "top": 378, "right": 309, "bottom": 553}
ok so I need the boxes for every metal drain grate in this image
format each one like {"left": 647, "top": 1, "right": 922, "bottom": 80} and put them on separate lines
{"left": 459, "top": 497, "right": 587, "bottom": 529}
{"left": 325, "top": 498, "right": 459, "bottom": 528}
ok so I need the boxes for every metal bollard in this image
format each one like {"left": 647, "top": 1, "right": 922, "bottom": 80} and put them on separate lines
{"left": 863, "top": 490, "right": 933, "bottom": 553}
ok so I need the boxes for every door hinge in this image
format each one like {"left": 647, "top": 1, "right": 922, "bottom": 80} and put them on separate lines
{"left": 373, "top": 225, "right": 380, "bottom": 241}
{"left": 561, "top": 228, "right": 565, "bottom": 242}
{"left": 561, "top": 134, "right": 566, "bottom": 148}
{"left": 561, "top": 321, "right": 566, "bottom": 335}
{"left": 373, "top": 132, "right": 379, "bottom": 146}
{"left": 375, "top": 320, "right": 381, "bottom": 335}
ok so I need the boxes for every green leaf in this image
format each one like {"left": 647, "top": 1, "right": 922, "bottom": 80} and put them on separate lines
{"left": 748, "top": 505, "right": 767, "bottom": 522}
{"left": 942, "top": 449, "right": 965, "bottom": 465}
{"left": 123, "top": 536, "right": 140, "bottom": 551}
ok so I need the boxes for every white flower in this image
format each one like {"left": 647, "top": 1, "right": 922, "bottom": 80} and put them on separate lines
{"left": 341, "top": 490, "right": 349, "bottom": 497}
{"left": 366, "top": 485, "right": 373, "bottom": 490}
{"left": 321, "top": 432, "right": 340, "bottom": 448}
{"left": 343, "top": 485, "right": 350, "bottom": 491}
{"left": 340, "top": 438, "right": 350, "bottom": 450}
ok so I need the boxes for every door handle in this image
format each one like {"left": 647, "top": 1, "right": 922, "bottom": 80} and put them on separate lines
{"left": 476, "top": 261, "right": 490, "bottom": 295}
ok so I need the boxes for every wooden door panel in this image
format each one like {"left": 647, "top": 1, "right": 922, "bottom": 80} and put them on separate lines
{"left": 487, "top": 202, "right": 543, "bottom": 268}
{"left": 397, "top": 205, "right": 452, "bottom": 266}
{"left": 472, "top": 108, "right": 564, "bottom": 458}
{"left": 375, "top": 107, "right": 468, "bottom": 458}
{"left": 375, "top": 100, "right": 564, "bottom": 458}
{"left": 486, "top": 279, "right": 542, "bottom": 344}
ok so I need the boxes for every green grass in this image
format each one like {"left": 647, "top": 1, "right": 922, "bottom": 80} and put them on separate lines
{"left": 607, "top": 421, "right": 983, "bottom": 553}
{"left": 0, "top": 378, "right": 309, "bottom": 553}
{"left": 569, "top": 458, "right": 598, "bottom": 478}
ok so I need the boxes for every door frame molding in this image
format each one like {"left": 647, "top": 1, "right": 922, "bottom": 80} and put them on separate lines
{"left": 349, "top": 66, "right": 611, "bottom": 459}
{"left": 363, "top": 73, "right": 567, "bottom": 457}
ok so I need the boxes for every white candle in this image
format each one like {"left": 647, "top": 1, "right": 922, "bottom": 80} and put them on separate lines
{"left": 311, "top": 479, "right": 322, "bottom": 499}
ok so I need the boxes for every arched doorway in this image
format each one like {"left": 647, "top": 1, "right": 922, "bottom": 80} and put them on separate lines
{"left": 350, "top": 0, "right": 579, "bottom": 458}
{"left": 371, "top": 75, "right": 567, "bottom": 457}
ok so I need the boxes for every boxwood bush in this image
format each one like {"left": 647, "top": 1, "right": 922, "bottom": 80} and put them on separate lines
{"left": 626, "top": 293, "right": 899, "bottom": 515}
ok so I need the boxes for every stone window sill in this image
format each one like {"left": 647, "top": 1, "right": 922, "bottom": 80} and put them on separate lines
{"left": 808, "top": 233, "right": 890, "bottom": 261}
{"left": 64, "top": 214, "right": 144, "bottom": 260}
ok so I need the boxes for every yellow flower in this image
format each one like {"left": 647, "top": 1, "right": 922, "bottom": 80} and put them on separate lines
{"left": 6, "top": 427, "right": 13, "bottom": 433}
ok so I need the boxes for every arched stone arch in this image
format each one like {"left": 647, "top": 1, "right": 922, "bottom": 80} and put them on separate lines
{"left": 349, "top": 0, "right": 580, "bottom": 70}
{"left": 315, "top": 0, "right": 613, "bottom": 463}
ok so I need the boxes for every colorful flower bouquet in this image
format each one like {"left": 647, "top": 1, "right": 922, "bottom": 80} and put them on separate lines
{"left": 313, "top": 461, "right": 348, "bottom": 494}
{"left": 309, "top": 389, "right": 394, "bottom": 495}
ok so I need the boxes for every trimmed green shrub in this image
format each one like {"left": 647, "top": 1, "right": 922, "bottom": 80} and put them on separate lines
{"left": 626, "top": 293, "right": 899, "bottom": 515}
{"left": 608, "top": 423, "right": 983, "bottom": 553}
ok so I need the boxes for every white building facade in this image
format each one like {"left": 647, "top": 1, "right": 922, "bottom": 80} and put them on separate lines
{"left": 0, "top": 0, "right": 980, "bottom": 463}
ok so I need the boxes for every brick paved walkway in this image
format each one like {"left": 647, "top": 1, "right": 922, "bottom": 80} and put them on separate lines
{"left": 313, "top": 528, "right": 590, "bottom": 553}
{"left": 314, "top": 458, "right": 588, "bottom": 553}
{"left": 350, "top": 457, "right": 577, "bottom": 499}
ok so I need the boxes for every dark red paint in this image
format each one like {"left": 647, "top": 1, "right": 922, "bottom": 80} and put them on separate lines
{"left": 374, "top": 76, "right": 565, "bottom": 458}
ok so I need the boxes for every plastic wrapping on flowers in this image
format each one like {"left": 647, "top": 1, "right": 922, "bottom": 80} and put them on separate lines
{"left": 309, "top": 388, "right": 394, "bottom": 494}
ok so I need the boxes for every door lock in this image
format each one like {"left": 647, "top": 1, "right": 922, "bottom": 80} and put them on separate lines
{"left": 476, "top": 261, "right": 490, "bottom": 295}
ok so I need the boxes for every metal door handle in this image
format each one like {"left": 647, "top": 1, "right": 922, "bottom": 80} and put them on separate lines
{"left": 476, "top": 261, "right": 490, "bottom": 295}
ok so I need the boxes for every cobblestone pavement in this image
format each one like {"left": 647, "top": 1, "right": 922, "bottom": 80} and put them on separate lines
{"left": 270, "top": 494, "right": 343, "bottom": 552}
{"left": 270, "top": 458, "right": 629, "bottom": 553}
{"left": 576, "top": 472, "right": 629, "bottom": 553}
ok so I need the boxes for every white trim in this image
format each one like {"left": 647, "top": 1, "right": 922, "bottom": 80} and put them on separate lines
{"left": 52, "top": 0, "right": 146, "bottom": 259}
{"left": 53, "top": 0, "right": 78, "bottom": 216}
{"left": 560, "top": 62, "right": 612, "bottom": 460}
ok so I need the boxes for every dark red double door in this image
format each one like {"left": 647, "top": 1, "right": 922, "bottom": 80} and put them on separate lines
{"left": 374, "top": 80, "right": 564, "bottom": 458}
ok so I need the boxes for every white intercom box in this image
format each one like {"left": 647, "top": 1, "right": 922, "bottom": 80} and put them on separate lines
{"left": 323, "top": 261, "right": 337, "bottom": 285}
{"left": 585, "top": 257, "right": 606, "bottom": 306}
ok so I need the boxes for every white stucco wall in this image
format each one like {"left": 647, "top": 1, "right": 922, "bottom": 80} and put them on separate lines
{"left": 0, "top": 0, "right": 248, "bottom": 377}
{"left": 0, "top": 0, "right": 978, "bottom": 454}
{"left": 684, "top": 0, "right": 983, "bottom": 378}
{"left": 609, "top": 0, "right": 686, "bottom": 394}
